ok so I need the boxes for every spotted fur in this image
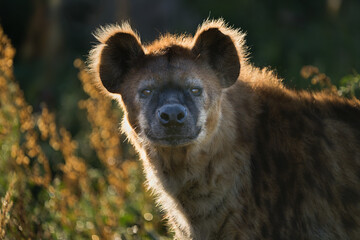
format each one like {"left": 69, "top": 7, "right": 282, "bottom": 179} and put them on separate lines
{"left": 89, "top": 19, "right": 360, "bottom": 240}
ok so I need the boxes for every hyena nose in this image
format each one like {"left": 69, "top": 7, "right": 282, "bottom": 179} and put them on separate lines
{"left": 157, "top": 104, "right": 187, "bottom": 126}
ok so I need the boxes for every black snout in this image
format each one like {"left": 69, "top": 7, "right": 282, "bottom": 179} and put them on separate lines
{"left": 157, "top": 104, "right": 187, "bottom": 126}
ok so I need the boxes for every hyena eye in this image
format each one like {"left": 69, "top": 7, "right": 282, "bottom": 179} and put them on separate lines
{"left": 141, "top": 89, "right": 152, "bottom": 97}
{"left": 190, "top": 87, "right": 202, "bottom": 96}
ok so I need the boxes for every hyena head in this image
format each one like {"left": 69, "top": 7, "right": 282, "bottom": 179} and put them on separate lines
{"left": 89, "top": 20, "right": 242, "bottom": 147}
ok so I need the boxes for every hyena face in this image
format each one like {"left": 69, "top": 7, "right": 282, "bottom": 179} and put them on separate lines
{"left": 136, "top": 63, "right": 204, "bottom": 146}
{"left": 92, "top": 25, "right": 241, "bottom": 147}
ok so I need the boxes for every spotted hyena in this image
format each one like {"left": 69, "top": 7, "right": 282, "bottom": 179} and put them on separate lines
{"left": 89, "top": 19, "right": 360, "bottom": 239}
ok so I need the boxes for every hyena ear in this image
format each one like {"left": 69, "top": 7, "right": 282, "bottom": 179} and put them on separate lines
{"left": 192, "top": 27, "right": 240, "bottom": 88}
{"left": 97, "top": 31, "right": 144, "bottom": 93}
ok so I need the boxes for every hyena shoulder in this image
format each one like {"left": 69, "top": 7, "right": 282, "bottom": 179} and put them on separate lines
{"left": 89, "top": 19, "right": 360, "bottom": 240}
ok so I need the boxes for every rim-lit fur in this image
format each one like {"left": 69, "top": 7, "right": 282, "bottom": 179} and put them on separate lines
{"left": 89, "top": 19, "right": 360, "bottom": 240}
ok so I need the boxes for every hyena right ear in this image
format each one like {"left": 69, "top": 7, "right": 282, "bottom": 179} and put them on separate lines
{"left": 93, "top": 28, "right": 144, "bottom": 94}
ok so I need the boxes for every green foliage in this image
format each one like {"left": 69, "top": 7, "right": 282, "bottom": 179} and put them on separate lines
{"left": 301, "top": 65, "right": 360, "bottom": 99}
{"left": 338, "top": 72, "right": 360, "bottom": 98}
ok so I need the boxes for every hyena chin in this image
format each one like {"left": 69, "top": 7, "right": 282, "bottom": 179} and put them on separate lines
{"left": 89, "top": 19, "right": 360, "bottom": 240}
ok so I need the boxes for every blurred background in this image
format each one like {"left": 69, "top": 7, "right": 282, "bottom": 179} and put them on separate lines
{"left": 0, "top": 0, "right": 359, "bottom": 239}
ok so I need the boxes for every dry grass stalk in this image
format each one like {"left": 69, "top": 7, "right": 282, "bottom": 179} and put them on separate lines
{"left": 0, "top": 174, "right": 17, "bottom": 239}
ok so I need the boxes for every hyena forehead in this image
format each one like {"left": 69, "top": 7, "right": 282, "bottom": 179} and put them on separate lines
{"left": 138, "top": 77, "right": 204, "bottom": 90}
{"left": 136, "top": 58, "right": 205, "bottom": 89}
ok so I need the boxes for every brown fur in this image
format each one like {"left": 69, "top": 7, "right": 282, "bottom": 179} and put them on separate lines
{"left": 89, "top": 19, "right": 360, "bottom": 239}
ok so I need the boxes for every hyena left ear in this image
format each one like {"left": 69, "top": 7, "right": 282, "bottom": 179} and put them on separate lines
{"left": 192, "top": 28, "right": 240, "bottom": 88}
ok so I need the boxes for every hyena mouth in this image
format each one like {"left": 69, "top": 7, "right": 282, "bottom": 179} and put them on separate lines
{"left": 145, "top": 128, "right": 201, "bottom": 147}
